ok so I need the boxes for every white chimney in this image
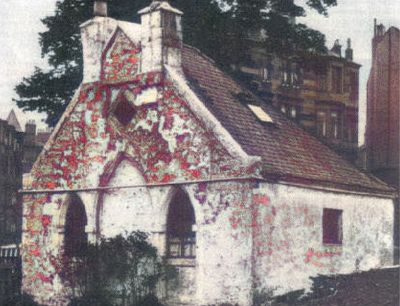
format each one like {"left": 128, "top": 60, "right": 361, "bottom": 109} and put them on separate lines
{"left": 138, "top": 1, "right": 183, "bottom": 73}
{"left": 80, "top": 2, "right": 118, "bottom": 84}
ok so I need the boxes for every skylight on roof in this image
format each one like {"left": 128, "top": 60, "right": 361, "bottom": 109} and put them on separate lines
{"left": 248, "top": 104, "right": 273, "bottom": 123}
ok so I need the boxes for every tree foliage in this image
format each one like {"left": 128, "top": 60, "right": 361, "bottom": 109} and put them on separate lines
{"left": 15, "top": 0, "right": 336, "bottom": 126}
{"left": 65, "top": 231, "right": 176, "bottom": 306}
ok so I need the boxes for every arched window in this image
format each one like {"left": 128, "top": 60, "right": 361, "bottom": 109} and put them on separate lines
{"left": 64, "top": 194, "right": 88, "bottom": 257}
{"left": 167, "top": 189, "right": 196, "bottom": 258}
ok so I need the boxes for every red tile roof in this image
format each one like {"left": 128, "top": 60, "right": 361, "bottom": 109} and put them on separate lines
{"left": 182, "top": 45, "right": 393, "bottom": 195}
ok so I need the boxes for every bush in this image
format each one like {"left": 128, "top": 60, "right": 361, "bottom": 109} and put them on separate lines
{"left": 64, "top": 231, "right": 176, "bottom": 306}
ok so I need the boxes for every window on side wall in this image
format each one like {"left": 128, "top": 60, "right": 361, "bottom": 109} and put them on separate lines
{"left": 323, "top": 208, "right": 343, "bottom": 245}
{"left": 64, "top": 195, "right": 88, "bottom": 257}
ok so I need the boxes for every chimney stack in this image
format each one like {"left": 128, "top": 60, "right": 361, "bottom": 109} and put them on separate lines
{"left": 345, "top": 38, "right": 353, "bottom": 61}
{"left": 24, "top": 120, "right": 37, "bottom": 146}
{"left": 138, "top": 1, "right": 183, "bottom": 73}
{"left": 94, "top": 1, "right": 108, "bottom": 17}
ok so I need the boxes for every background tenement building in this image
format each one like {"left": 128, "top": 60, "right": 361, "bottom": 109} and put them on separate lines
{"left": 238, "top": 38, "right": 360, "bottom": 162}
{"left": 0, "top": 111, "right": 50, "bottom": 303}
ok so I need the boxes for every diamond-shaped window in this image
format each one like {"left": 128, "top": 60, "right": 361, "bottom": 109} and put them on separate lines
{"left": 112, "top": 95, "right": 136, "bottom": 126}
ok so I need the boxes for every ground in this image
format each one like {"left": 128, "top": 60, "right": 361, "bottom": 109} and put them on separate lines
{"left": 271, "top": 267, "right": 399, "bottom": 306}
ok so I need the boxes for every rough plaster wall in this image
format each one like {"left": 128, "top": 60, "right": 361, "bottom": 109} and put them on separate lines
{"left": 187, "top": 182, "right": 254, "bottom": 306}
{"left": 101, "top": 160, "right": 153, "bottom": 237}
{"left": 252, "top": 183, "right": 394, "bottom": 296}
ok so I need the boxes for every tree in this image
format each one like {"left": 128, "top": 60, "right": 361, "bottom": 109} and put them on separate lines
{"left": 65, "top": 231, "right": 176, "bottom": 306}
{"left": 15, "top": 0, "right": 336, "bottom": 126}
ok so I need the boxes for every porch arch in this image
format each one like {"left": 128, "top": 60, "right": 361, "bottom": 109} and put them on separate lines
{"left": 166, "top": 188, "right": 196, "bottom": 259}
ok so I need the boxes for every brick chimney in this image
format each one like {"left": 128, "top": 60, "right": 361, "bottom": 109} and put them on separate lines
{"left": 138, "top": 1, "right": 183, "bottom": 73}
{"left": 372, "top": 19, "right": 386, "bottom": 59}
{"left": 24, "top": 120, "right": 36, "bottom": 146}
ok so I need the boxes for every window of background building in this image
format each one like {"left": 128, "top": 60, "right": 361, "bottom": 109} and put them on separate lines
{"left": 323, "top": 208, "right": 343, "bottom": 245}
{"left": 350, "top": 71, "right": 359, "bottom": 101}
{"left": 262, "top": 62, "right": 274, "bottom": 82}
{"left": 291, "top": 71, "right": 298, "bottom": 86}
{"left": 290, "top": 107, "right": 297, "bottom": 118}
{"left": 331, "top": 112, "right": 339, "bottom": 139}
{"left": 317, "top": 73, "right": 327, "bottom": 91}
{"left": 316, "top": 111, "right": 327, "bottom": 137}
{"left": 332, "top": 66, "right": 343, "bottom": 93}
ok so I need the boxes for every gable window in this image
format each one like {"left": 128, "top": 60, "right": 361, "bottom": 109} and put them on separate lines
{"left": 167, "top": 189, "right": 196, "bottom": 258}
{"left": 64, "top": 195, "right": 88, "bottom": 257}
{"left": 323, "top": 208, "right": 343, "bottom": 245}
{"left": 111, "top": 93, "right": 136, "bottom": 126}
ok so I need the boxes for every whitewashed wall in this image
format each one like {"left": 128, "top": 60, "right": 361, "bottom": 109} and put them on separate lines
{"left": 253, "top": 183, "right": 394, "bottom": 296}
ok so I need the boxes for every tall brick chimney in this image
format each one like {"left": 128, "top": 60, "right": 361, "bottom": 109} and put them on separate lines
{"left": 138, "top": 1, "right": 183, "bottom": 73}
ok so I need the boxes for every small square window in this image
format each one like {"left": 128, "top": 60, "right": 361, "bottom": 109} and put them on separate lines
{"left": 323, "top": 208, "right": 343, "bottom": 245}
{"left": 112, "top": 95, "right": 136, "bottom": 126}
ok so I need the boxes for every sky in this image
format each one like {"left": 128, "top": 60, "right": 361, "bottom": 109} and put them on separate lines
{"left": 0, "top": 0, "right": 399, "bottom": 142}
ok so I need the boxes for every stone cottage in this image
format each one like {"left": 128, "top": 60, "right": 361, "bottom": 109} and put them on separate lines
{"left": 21, "top": 1, "right": 396, "bottom": 305}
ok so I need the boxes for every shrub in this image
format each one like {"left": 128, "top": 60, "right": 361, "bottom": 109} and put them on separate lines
{"left": 65, "top": 231, "right": 176, "bottom": 306}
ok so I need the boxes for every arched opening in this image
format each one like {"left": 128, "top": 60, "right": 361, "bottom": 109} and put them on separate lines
{"left": 167, "top": 189, "right": 196, "bottom": 258}
{"left": 64, "top": 194, "right": 88, "bottom": 257}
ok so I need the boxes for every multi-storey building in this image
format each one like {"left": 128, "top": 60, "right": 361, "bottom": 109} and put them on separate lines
{"left": 366, "top": 21, "right": 399, "bottom": 188}
{"left": 365, "top": 21, "right": 399, "bottom": 263}
{"left": 0, "top": 112, "right": 23, "bottom": 303}
{"left": 239, "top": 39, "right": 360, "bottom": 161}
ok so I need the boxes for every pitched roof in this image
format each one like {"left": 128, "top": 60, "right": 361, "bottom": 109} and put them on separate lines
{"left": 181, "top": 45, "right": 393, "bottom": 195}
{"left": 7, "top": 109, "right": 22, "bottom": 132}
